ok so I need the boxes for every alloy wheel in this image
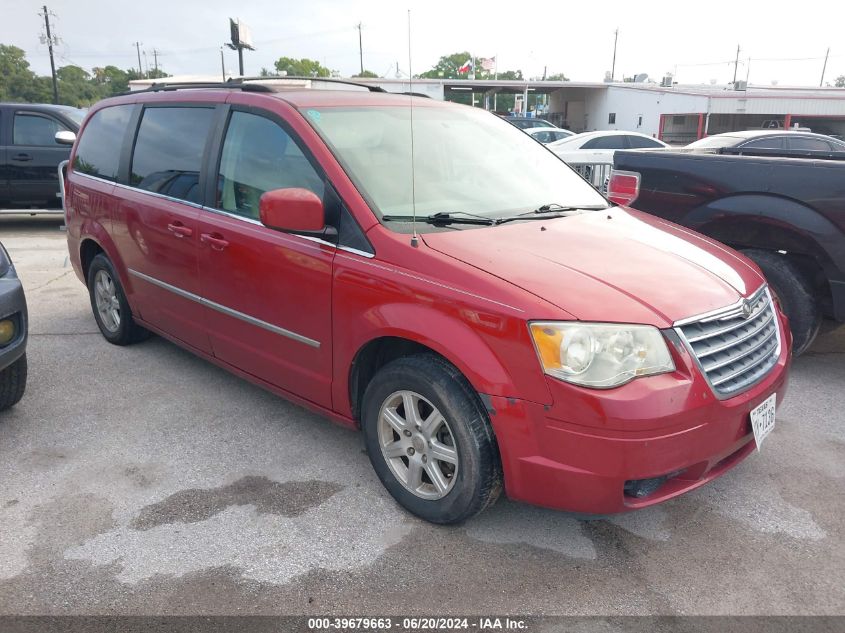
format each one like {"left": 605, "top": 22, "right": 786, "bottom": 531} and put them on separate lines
{"left": 377, "top": 390, "right": 459, "bottom": 500}
{"left": 94, "top": 269, "right": 121, "bottom": 333}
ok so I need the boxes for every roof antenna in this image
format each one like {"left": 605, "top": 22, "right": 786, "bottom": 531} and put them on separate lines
{"left": 407, "top": 9, "right": 419, "bottom": 248}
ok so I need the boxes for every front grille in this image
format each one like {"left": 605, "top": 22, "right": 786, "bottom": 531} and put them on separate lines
{"left": 675, "top": 287, "right": 781, "bottom": 398}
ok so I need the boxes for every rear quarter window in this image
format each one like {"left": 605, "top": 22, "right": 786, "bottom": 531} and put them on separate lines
{"left": 73, "top": 105, "right": 133, "bottom": 181}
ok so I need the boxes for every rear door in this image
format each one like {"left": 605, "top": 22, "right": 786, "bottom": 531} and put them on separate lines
{"left": 111, "top": 104, "right": 215, "bottom": 353}
{"left": 195, "top": 106, "right": 335, "bottom": 407}
{"left": 8, "top": 110, "right": 71, "bottom": 206}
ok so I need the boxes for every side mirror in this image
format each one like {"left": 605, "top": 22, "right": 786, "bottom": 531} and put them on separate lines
{"left": 55, "top": 130, "right": 77, "bottom": 146}
{"left": 259, "top": 187, "right": 326, "bottom": 233}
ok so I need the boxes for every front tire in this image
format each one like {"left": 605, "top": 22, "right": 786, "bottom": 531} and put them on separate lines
{"left": 87, "top": 254, "right": 150, "bottom": 345}
{"left": 361, "top": 354, "right": 502, "bottom": 524}
{"left": 742, "top": 249, "right": 821, "bottom": 355}
{"left": 0, "top": 354, "right": 27, "bottom": 412}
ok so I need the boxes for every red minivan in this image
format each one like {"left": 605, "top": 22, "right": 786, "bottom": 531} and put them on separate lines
{"left": 62, "top": 80, "right": 791, "bottom": 524}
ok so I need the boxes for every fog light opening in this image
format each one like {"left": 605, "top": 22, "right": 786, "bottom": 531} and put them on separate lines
{"left": 0, "top": 319, "right": 15, "bottom": 346}
{"left": 624, "top": 477, "right": 665, "bottom": 499}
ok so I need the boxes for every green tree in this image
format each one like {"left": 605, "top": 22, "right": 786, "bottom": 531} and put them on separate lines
{"left": 353, "top": 70, "right": 379, "bottom": 78}
{"left": 274, "top": 57, "right": 333, "bottom": 77}
{"left": 545, "top": 72, "right": 568, "bottom": 81}
{"left": 836, "top": 75, "right": 845, "bottom": 88}
{"left": 419, "top": 52, "right": 474, "bottom": 79}
{"left": 0, "top": 44, "right": 50, "bottom": 102}
{"left": 56, "top": 65, "right": 101, "bottom": 107}
{"left": 92, "top": 65, "right": 130, "bottom": 95}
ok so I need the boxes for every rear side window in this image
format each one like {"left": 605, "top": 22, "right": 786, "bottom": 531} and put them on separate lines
{"left": 73, "top": 105, "right": 133, "bottom": 181}
{"left": 13, "top": 113, "right": 67, "bottom": 145}
{"left": 216, "top": 110, "right": 324, "bottom": 219}
{"left": 130, "top": 107, "right": 215, "bottom": 204}
{"left": 583, "top": 136, "right": 628, "bottom": 150}
{"left": 789, "top": 137, "right": 832, "bottom": 151}
{"left": 627, "top": 135, "right": 663, "bottom": 149}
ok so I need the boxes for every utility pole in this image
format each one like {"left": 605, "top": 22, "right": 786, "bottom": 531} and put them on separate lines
{"left": 611, "top": 28, "right": 618, "bottom": 81}
{"left": 39, "top": 6, "right": 59, "bottom": 104}
{"left": 151, "top": 48, "right": 160, "bottom": 75}
{"left": 133, "top": 41, "right": 143, "bottom": 76}
{"left": 220, "top": 47, "right": 226, "bottom": 81}
{"left": 732, "top": 44, "right": 741, "bottom": 84}
{"left": 820, "top": 47, "right": 830, "bottom": 87}
{"left": 356, "top": 22, "right": 363, "bottom": 75}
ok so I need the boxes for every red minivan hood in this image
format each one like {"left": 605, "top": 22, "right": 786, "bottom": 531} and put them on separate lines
{"left": 422, "top": 208, "right": 765, "bottom": 327}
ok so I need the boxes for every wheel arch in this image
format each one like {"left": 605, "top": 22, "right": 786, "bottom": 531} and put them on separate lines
{"left": 343, "top": 306, "right": 532, "bottom": 423}
{"left": 686, "top": 193, "right": 843, "bottom": 313}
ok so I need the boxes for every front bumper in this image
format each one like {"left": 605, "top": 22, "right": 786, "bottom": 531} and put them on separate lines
{"left": 487, "top": 313, "right": 792, "bottom": 514}
{"left": 0, "top": 255, "right": 28, "bottom": 371}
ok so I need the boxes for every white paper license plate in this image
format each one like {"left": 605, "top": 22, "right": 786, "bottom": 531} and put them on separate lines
{"left": 750, "top": 393, "right": 777, "bottom": 451}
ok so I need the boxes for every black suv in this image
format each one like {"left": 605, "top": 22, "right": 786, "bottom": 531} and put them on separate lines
{"left": 0, "top": 103, "right": 85, "bottom": 210}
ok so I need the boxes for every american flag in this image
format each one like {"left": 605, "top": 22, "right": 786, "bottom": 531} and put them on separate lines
{"left": 479, "top": 57, "right": 496, "bottom": 72}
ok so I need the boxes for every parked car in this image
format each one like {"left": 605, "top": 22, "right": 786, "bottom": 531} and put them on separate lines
{"left": 525, "top": 127, "right": 574, "bottom": 144}
{"left": 686, "top": 130, "right": 845, "bottom": 153}
{"left": 64, "top": 82, "right": 790, "bottom": 524}
{"left": 549, "top": 130, "right": 669, "bottom": 162}
{"left": 548, "top": 131, "right": 669, "bottom": 189}
{"left": 0, "top": 103, "right": 84, "bottom": 211}
{"left": 505, "top": 117, "right": 557, "bottom": 130}
{"left": 609, "top": 149, "right": 845, "bottom": 353}
{"left": 0, "top": 241, "right": 27, "bottom": 411}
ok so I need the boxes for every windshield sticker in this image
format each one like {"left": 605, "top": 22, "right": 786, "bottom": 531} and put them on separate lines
{"left": 306, "top": 109, "right": 321, "bottom": 122}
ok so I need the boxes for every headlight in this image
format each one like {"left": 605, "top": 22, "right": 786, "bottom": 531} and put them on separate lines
{"left": 529, "top": 322, "right": 675, "bottom": 388}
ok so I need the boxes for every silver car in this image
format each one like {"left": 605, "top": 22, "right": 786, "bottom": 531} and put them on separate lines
{"left": 0, "top": 241, "right": 27, "bottom": 411}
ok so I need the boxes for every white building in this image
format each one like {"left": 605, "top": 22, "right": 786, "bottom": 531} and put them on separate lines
{"left": 130, "top": 76, "right": 845, "bottom": 144}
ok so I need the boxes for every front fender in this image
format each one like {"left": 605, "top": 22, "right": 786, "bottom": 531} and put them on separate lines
{"left": 332, "top": 301, "right": 552, "bottom": 419}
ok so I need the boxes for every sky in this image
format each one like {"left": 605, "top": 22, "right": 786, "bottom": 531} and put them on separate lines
{"left": 3, "top": 0, "right": 845, "bottom": 87}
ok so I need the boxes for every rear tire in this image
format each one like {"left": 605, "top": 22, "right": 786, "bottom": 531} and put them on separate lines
{"left": 87, "top": 254, "right": 150, "bottom": 346}
{"left": 361, "top": 354, "right": 502, "bottom": 524}
{"left": 0, "top": 354, "right": 27, "bottom": 412}
{"left": 742, "top": 249, "right": 821, "bottom": 355}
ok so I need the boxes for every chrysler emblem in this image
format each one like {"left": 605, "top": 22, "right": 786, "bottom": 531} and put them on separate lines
{"left": 741, "top": 300, "right": 753, "bottom": 318}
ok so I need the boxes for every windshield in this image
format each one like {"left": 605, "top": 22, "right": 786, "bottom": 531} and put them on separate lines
{"left": 55, "top": 106, "right": 86, "bottom": 127}
{"left": 303, "top": 104, "right": 607, "bottom": 227}
{"left": 687, "top": 135, "right": 744, "bottom": 149}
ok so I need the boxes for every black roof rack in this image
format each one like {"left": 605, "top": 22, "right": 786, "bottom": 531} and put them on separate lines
{"left": 124, "top": 76, "right": 386, "bottom": 96}
{"left": 238, "top": 76, "right": 387, "bottom": 92}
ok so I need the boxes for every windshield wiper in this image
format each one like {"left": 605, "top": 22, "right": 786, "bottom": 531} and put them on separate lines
{"left": 493, "top": 203, "right": 610, "bottom": 225}
{"left": 382, "top": 211, "right": 496, "bottom": 226}
{"left": 519, "top": 203, "right": 609, "bottom": 216}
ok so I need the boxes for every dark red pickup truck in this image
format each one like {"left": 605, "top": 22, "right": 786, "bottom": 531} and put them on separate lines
{"left": 609, "top": 150, "right": 845, "bottom": 354}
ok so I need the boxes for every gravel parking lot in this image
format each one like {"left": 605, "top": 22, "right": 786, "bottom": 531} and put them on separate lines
{"left": 0, "top": 215, "right": 843, "bottom": 616}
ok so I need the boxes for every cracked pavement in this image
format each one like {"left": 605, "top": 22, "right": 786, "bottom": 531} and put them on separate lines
{"left": 0, "top": 215, "right": 843, "bottom": 615}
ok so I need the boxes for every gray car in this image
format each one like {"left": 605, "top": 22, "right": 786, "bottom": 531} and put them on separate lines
{"left": 0, "top": 241, "right": 27, "bottom": 411}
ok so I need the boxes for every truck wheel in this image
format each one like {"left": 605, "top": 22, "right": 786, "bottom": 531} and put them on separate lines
{"left": 87, "top": 254, "right": 150, "bottom": 346}
{"left": 361, "top": 354, "right": 502, "bottom": 524}
{"left": 0, "top": 354, "right": 27, "bottom": 412}
{"left": 742, "top": 249, "right": 821, "bottom": 355}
